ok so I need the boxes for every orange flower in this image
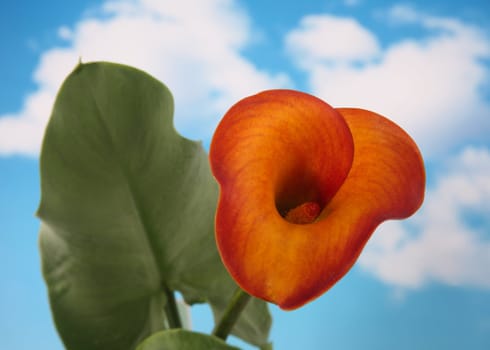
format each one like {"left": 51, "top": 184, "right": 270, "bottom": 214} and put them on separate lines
{"left": 209, "top": 90, "right": 425, "bottom": 310}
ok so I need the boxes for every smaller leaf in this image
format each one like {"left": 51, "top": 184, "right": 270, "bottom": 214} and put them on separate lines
{"left": 136, "top": 329, "right": 240, "bottom": 350}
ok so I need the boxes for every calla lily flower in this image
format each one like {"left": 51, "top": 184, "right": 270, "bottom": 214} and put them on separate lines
{"left": 210, "top": 90, "right": 425, "bottom": 310}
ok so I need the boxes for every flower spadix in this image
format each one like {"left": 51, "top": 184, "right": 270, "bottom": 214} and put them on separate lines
{"left": 209, "top": 90, "right": 425, "bottom": 310}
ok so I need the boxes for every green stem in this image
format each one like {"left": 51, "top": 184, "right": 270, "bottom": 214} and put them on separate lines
{"left": 163, "top": 287, "right": 182, "bottom": 329}
{"left": 213, "top": 288, "right": 251, "bottom": 340}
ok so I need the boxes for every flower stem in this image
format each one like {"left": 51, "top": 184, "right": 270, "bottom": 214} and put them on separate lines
{"left": 163, "top": 286, "right": 182, "bottom": 329}
{"left": 213, "top": 288, "right": 251, "bottom": 340}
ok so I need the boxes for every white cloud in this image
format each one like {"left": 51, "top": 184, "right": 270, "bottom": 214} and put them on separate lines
{"left": 286, "top": 15, "right": 380, "bottom": 68}
{"left": 0, "top": 0, "right": 290, "bottom": 156}
{"left": 285, "top": 7, "right": 490, "bottom": 157}
{"left": 359, "top": 147, "right": 490, "bottom": 290}
{"left": 57, "top": 26, "right": 73, "bottom": 41}
{"left": 386, "top": 4, "right": 419, "bottom": 24}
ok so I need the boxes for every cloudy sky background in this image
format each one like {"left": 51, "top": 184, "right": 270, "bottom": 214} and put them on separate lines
{"left": 1, "top": 0, "right": 489, "bottom": 349}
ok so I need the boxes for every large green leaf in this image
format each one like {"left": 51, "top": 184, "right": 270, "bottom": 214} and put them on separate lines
{"left": 136, "top": 330, "right": 239, "bottom": 350}
{"left": 38, "top": 62, "right": 271, "bottom": 349}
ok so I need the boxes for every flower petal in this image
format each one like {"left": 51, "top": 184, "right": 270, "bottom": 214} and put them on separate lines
{"left": 210, "top": 91, "right": 425, "bottom": 310}
{"left": 332, "top": 108, "right": 425, "bottom": 221}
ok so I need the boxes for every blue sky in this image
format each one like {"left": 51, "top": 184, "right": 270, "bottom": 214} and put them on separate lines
{"left": 1, "top": 0, "right": 489, "bottom": 349}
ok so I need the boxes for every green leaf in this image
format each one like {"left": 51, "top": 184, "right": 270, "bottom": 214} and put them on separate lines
{"left": 136, "top": 329, "right": 239, "bottom": 350}
{"left": 38, "top": 62, "right": 271, "bottom": 349}
{"left": 260, "top": 342, "right": 273, "bottom": 350}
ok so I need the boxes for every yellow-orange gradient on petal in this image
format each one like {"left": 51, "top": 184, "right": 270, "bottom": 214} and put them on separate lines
{"left": 209, "top": 90, "right": 425, "bottom": 310}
